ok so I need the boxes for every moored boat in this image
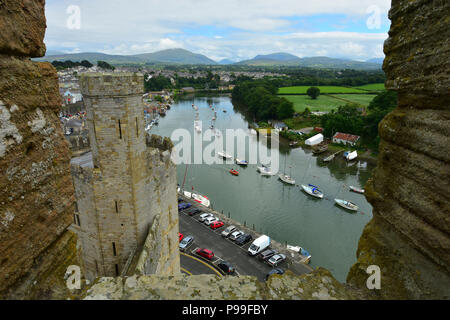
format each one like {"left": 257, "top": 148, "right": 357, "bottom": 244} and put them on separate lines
{"left": 345, "top": 150, "right": 358, "bottom": 161}
{"left": 301, "top": 184, "right": 324, "bottom": 199}
{"left": 278, "top": 173, "right": 295, "bottom": 185}
{"left": 257, "top": 165, "right": 275, "bottom": 176}
{"left": 334, "top": 198, "right": 358, "bottom": 211}
{"left": 177, "top": 188, "right": 211, "bottom": 208}
{"left": 229, "top": 169, "right": 239, "bottom": 176}
{"left": 349, "top": 186, "right": 365, "bottom": 194}
{"left": 235, "top": 158, "right": 248, "bottom": 166}
{"left": 217, "top": 151, "right": 232, "bottom": 159}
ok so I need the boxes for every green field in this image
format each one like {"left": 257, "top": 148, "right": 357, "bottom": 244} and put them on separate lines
{"left": 278, "top": 86, "right": 365, "bottom": 94}
{"left": 280, "top": 94, "right": 377, "bottom": 113}
{"left": 353, "top": 83, "right": 385, "bottom": 91}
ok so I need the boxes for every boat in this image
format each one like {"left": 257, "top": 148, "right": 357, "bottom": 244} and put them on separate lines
{"left": 217, "top": 151, "right": 232, "bottom": 159}
{"left": 229, "top": 169, "right": 239, "bottom": 176}
{"left": 223, "top": 110, "right": 227, "bottom": 113}
{"left": 312, "top": 144, "right": 328, "bottom": 154}
{"left": 301, "top": 184, "right": 324, "bottom": 199}
{"left": 235, "top": 158, "right": 248, "bottom": 166}
{"left": 334, "top": 199, "right": 359, "bottom": 212}
{"left": 145, "top": 123, "right": 152, "bottom": 132}
{"left": 289, "top": 141, "right": 298, "bottom": 147}
{"left": 344, "top": 150, "right": 358, "bottom": 161}
{"left": 279, "top": 156, "right": 295, "bottom": 185}
{"left": 323, "top": 154, "right": 334, "bottom": 162}
{"left": 257, "top": 165, "right": 275, "bottom": 176}
{"left": 178, "top": 188, "right": 211, "bottom": 208}
{"left": 194, "top": 125, "right": 202, "bottom": 133}
{"left": 350, "top": 186, "right": 365, "bottom": 194}
{"left": 192, "top": 104, "right": 198, "bottom": 111}
{"left": 286, "top": 245, "right": 311, "bottom": 264}
{"left": 279, "top": 173, "right": 295, "bottom": 185}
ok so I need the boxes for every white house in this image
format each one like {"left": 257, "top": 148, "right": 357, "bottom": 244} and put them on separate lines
{"left": 332, "top": 132, "right": 361, "bottom": 146}
{"left": 305, "top": 133, "right": 324, "bottom": 146}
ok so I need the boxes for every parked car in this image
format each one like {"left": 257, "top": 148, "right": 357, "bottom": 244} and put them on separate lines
{"left": 178, "top": 233, "right": 183, "bottom": 242}
{"left": 204, "top": 216, "right": 219, "bottom": 226}
{"left": 265, "top": 268, "right": 284, "bottom": 281}
{"left": 178, "top": 202, "right": 192, "bottom": 211}
{"left": 199, "top": 213, "right": 213, "bottom": 222}
{"left": 229, "top": 230, "right": 243, "bottom": 241}
{"left": 210, "top": 221, "right": 224, "bottom": 230}
{"left": 221, "top": 225, "right": 236, "bottom": 237}
{"left": 187, "top": 208, "right": 202, "bottom": 216}
{"left": 195, "top": 248, "right": 214, "bottom": 260}
{"left": 259, "top": 249, "right": 278, "bottom": 261}
{"left": 217, "top": 261, "right": 235, "bottom": 275}
{"left": 178, "top": 197, "right": 183, "bottom": 203}
{"left": 267, "top": 254, "right": 286, "bottom": 266}
{"left": 235, "top": 233, "right": 252, "bottom": 246}
{"left": 248, "top": 235, "right": 270, "bottom": 256}
{"left": 179, "top": 235, "right": 194, "bottom": 251}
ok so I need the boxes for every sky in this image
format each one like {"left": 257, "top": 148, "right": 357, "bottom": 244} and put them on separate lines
{"left": 44, "top": 0, "right": 391, "bottom": 62}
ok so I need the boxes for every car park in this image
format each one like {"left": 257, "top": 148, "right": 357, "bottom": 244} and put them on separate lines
{"left": 179, "top": 235, "right": 194, "bottom": 251}
{"left": 178, "top": 202, "right": 192, "bottom": 211}
{"left": 199, "top": 212, "right": 213, "bottom": 222}
{"left": 217, "top": 261, "right": 235, "bottom": 274}
{"left": 265, "top": 268, "right": 284, "bottom": 281}
{"left": 210, "top": 221, "right": 224, "bottom": 230}
{"left": 178, "top": 233, "right": 183, "bottom": 242}
{"left": 195, "top": 248, "right": 214, "bottom": 260}
{"left": 229, "top": 230, "right": 243, "bottom": 241}
{"left": 204, "top": 216, "right": 219, "bottom": 226}
{"left": 259, "top": 249, "right": 278, "bottom": 261}
{"left": 268, "top": 254, "right": 286, "bottom": 266}
{"left": 235, "top": 233, "right": 252, "bottom": 246}
{"left": 221, "top": 225, "right": 236, "bottom": 237}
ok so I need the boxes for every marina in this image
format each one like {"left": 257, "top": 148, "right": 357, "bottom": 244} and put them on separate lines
{"left": 150, "top": 95, "right": 374, "bottom": 282}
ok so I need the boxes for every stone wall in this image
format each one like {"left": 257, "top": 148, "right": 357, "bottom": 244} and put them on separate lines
{"left": 346, "top": 0, "right": 450, "bottom": 299}
{"left": 0, "top": 0, "right": 78, "bottom": 298}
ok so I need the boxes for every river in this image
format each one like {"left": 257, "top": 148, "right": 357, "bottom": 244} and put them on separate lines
{"left": 150, "top": 94, "right": 374, "bottom": 282}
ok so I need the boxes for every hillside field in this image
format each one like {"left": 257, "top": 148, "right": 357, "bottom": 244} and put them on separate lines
{"left": 280, "top": 94, "right": 377, "bottom": 113}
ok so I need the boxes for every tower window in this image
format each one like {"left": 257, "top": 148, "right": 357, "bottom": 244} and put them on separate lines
{"left": 112, "top": 242, "right": 117, "bottom": 256}
{"left": 115, "top": 264, "right": 119, "bottom": 276}
{"left": 115, "top": 200, "right": 119, "bottom": 213}
{"left": 135, "top": 117, "right": 139, "bottom": 137}
{"left": 118, "top": 119, "right": 122, "bottom": 139}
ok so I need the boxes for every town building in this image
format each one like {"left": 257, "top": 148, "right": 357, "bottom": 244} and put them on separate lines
{"left": 332, "top": 132, "right": 361, "bottom": 146}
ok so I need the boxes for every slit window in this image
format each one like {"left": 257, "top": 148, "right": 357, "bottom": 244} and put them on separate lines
{"left": 74, "top": 201, "right": 78, "bottom": 212}
{"left": 118, "top": 119, "right": 122, "bottom": 139}
{"left": 135, "top": 117, "right": 139, "bottom": 137}
{"left": 73, "top": 214, "right": 81, "bottom": 227}
{"left": 112, "top": 242, "right": 117, "bottom": 256}
{"left": 114, "top": 200, "right": 119, "bottom": 213}
{"left": 115, "top": 264, "right": 119, "bottom": 276}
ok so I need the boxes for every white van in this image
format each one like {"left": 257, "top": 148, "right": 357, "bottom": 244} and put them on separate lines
{"left": 248, "top": 235, "right": 270, "bottom": 256}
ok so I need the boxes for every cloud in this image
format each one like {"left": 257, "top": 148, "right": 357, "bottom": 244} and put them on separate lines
{"left": 44, "top": 0, "right": 391, "bottom": 60}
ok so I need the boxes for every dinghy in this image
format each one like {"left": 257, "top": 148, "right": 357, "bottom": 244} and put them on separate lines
{"left": 345, "top": 150, "right": 358, "bottom": 161}
{"left": 349, "top": 186, "right": 365, "bottom": 194}
{"left": 229, "top": 169, "right": 239, "bottom": 176}
{"left": 301, "top": 184, "right": 324, "bottom": 199}
{"left": 334, "top": 199, "right": 358, "bottom": 211}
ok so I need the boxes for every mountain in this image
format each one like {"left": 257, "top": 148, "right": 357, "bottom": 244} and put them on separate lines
{"left": 218, "top": 58, "right": 236, "bottom": 65}
{"left": 236, "top": 53, "right": 382, "bottom": 70}
{"left": 35, "top": 48, "right": 217, "bottom": 65}
{"left": 366, "top": 57, "right": 384, "bottom": 64}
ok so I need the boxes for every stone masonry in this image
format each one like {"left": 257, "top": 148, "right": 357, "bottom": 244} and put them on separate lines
{"left": 71, "top": 73, "right": 179, "bottom": 281}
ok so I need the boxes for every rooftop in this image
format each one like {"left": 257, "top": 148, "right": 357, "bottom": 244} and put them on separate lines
{"left": 333, "top": 132, "right": 360, "bottom": 142}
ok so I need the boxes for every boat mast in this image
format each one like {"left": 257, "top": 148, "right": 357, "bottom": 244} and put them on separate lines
{"left": 181, "top": 164, "right": 188, "bottom": 190}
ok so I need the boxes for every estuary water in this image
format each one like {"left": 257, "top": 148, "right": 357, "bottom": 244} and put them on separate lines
{"left": 151, "top": 94, "right": 373, "bottom": 282}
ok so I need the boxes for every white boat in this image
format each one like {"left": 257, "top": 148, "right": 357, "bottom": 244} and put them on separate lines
{"left": 286, "top": 245, "right": 311, "bottom": 264}
{"left": 235, "top": 158, "right": 248, "bottom": 166}
{"left": 194, "top": 125, "right": 202, "bottom": 133}
{"left": 334, "top": 199, "right": 358, "bottom": 211}
{"left": 178, "top": 188, "right": 210, "bottom": 207}
{"left": 192, "top": 104, "right": 198, "bottom": 111}
{"left": 217, "top": 151, "right": 232, "bottom": 159}
{"left": 350, "top": 186, "right": 365, "bottom": 194}
{"left": 145, "top": 123, "right": 152, "bottom": 132}
{"left": 345, "top": 150, "right": 358, "bottom": 161}
{"left": 249, "top": 129, "right": 257, "bottom": 135}
{"left": 279, "top": 174, "right": 295, "bottom": 185}
{"left": 301, "top": 184, "right": 324, "bottom": 199}
{"left": 257, "top": 165, "right": 275, "bottom": 176}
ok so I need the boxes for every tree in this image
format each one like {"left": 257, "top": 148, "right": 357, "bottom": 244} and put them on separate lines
{"left": 307, "top": 86, "right": 320, "bottom": 99}
{"left": 80, "top": 60, "right": 93, "bottom": 68}
{"left": 97, "top": 60, "right": 115, "bottom": 70}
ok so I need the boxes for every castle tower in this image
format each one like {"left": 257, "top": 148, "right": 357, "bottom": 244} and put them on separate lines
{"left": 71, "top": 73, "right": 179, "bottom": 280}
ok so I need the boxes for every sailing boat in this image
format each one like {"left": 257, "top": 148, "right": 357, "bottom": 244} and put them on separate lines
{"left": 334, "top": 199, "right": 358, "bottom": 212}
{"left": 279, "top": 156, "right": 295, "bottom": 185}
{"left": 178, "top": 165, "right": 210, "bottom": 207}
{"left": 301, "top": 184, "right": 324, "bottom": 199}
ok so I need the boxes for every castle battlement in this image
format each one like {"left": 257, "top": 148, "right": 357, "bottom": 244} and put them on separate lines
{"left": 80, "top": 73, "right": 144, "bottom": 97}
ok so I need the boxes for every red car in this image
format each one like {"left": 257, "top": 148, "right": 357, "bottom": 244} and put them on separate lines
{"left": 178, "top": 233, "right": 183, "bottom": 242}
{"left": 210, "top": 221, "right": 224, "bottom": 230}
{"left": 195, "top": 248, "right": 214, "bottom": 260}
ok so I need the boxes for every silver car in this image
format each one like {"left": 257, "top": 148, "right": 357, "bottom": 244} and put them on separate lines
{"left": 204, "top": 216, "right": 218, "bottom": 226}
{"left": 221, "top": 225, "right": 236, "bottom": 237}
{"left": 229, "top": 230, "right": 243, "bottom": 241}
{"left": 179, "top": 235, "right": 194, "bottom": 251}
{"left": 268, "top": 253, "right": 286, "bottom": 266}
{"left": 199, "top": 213, "right": 213, "bottom": 222}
